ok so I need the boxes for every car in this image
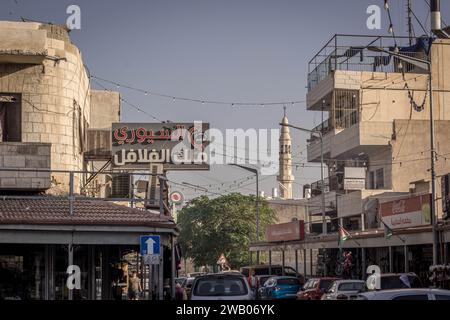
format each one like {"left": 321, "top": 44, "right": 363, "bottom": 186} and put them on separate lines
{"left": 254, "top": 275, "right": 272, "bottom": 299}
{"left": 190, "top": 273, "right": 253, "bottom": 300}
{"left": 258, "top": 276, "right": 301, "bottom": 300}
{"left": 365, "top": 272, "right": 423, "bottom": 291}
{"left": 240, "top": 265, "right": 305, "bottom": 285}
{"left": 181, "top": 277, "right": 196, "bottom": 299}
{"left": 355, "top": 288, "right": 450, "bottom": 300}
{"left": 297, "top": 277, "right": 340, "bottom": 300}
{"left": 321, "top": 280, "right": 365, "bottom": 300}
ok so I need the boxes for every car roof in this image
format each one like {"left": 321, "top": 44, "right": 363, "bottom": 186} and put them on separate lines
{"left": 196, "top": 273, "right": 245, "bottom": 279}
{"left": 307, "top": 277, "right": 340, "bottom": 281}
{"left": 268, "top": 276, "right": 299, "bottom": 280}
{"left": 360, "top": 288, "right": 450, "bottom": 298}
{"left": 333, "top": 279, "right": 365, "bottom": 284}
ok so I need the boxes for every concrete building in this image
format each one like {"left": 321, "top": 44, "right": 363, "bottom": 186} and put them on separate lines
{"left": 251, "top": 33, "right": 450, "bottom": 282}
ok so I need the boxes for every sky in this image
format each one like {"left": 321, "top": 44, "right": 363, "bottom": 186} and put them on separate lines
{"left": 1, "top": 0, "right": 447, "bottom": 201}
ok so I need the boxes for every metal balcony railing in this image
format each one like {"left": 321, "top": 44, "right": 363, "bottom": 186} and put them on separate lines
{"left": 307, "top": 34, "right": 429, "bottom": 92}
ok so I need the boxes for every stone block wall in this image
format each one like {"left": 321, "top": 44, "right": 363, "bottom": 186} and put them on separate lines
{"left": 0, "top": 142, "right": 51, "bottom": 190}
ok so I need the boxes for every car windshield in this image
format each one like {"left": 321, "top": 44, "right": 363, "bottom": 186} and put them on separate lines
{"left": 277, "top": 278, "right": 300, "bottom": 286}
{"left": 303, "top": 279, "right": 318, "bottom": 289}
{"left": 381, "top": 275, "right": 422, "bottom": 290}
{"left": 338, "top": 282, "right": 364, "bottom": 291}
{"left": 193, "top": 276, "right": 248, "bottom": 296}
{"left": 319, "top": 280, "right": 334, "bottom": 290}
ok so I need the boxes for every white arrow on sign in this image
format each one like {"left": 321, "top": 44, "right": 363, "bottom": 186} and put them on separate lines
{"left": 145, "top": 238, "right": 156, "bottom": 255}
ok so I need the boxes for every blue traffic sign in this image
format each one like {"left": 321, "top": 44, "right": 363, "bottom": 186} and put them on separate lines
{"left": 140, "top": 235, "right": 160, "bottom": 255}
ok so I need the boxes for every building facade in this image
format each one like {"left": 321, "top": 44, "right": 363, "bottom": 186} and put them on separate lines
{"left": 0, "top": 21, "right": 178, "bottom": 300}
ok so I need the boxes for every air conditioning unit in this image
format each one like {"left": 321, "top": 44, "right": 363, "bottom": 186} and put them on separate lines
{"left": 110, "top": 174, "right": 131, "bottom": 198}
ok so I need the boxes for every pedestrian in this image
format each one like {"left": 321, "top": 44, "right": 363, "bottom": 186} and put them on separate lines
{"left": 247, "top": 270, "right": 257, "bottom": 296}
{"left": 175, "top": 283, "right": 187, "bottom": 300}
{"left": 128, "top": 272, "right": 142, "bottom": 300}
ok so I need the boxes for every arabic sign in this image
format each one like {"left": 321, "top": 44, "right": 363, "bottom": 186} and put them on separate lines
{"left": 344, "top": 167, "right": 366, "bottom": 190}
{"left": 380, "top": 194, "right": 431, "bottom": 230}
{"left": 266, "top": 220, "right": 305, "bottom": 242}
{"left": 111, "top": 122, "right": 209, "bottom": 170}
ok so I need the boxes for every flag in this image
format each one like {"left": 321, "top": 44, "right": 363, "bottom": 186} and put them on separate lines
{"left": 382, "top": 221, "right": 393, "bottom": 239}
{"left": 338, "top": 225, "right": 351, "bottom": 246}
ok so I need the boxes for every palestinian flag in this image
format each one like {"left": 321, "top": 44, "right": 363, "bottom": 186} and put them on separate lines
{"left": 338, "top": 225, "right": 351, "bottom": 246}
{"left": 382, "top": 221, "right": 393, "bottom": 239}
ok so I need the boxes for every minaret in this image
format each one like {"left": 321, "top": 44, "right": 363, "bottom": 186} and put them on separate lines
{"left": 278, "top": 107, "right": 294, "bottom": 199}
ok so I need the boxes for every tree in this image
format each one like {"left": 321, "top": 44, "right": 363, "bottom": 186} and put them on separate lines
{"left": 177, "top": 193, "right": 275, "bottom": 269}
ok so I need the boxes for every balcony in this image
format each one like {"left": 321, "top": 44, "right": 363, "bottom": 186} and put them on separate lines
{"left": 307, "top": 34, "right": 427, "bottom": 110}
{"left": 0, "top": 142, "right": 51, "bottom": 191}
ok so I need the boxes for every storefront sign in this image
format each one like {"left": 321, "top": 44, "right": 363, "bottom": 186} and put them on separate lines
{"left": 111, "top": 122, "right": 209, "bottom": 170}
{"left": 266, "top": 220, "right": 305, "bottom": 242}
{"left": 344, "top": 167, "right": 366, "bottom": 190}
{"left": 380, "top": 194, "right": 431, "bottom": 229}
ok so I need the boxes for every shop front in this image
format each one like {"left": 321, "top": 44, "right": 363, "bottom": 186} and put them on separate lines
{"left": 0, "top": 198, "right": 178, "bottom": 300}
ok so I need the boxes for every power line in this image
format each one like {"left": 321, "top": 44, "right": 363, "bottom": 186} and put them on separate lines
{"left": 90, "top": 75, "right": 305, "bottom": 107}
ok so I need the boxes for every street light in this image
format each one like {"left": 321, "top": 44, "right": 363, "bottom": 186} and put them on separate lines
{"left": 279, "top": 122, "right": 327, "bottom": 235}
{"left": 367, "top": 45, "right": 440, "bottom": 265}
{"left": 229, "top": 164, "right": 260, "bottom": 264}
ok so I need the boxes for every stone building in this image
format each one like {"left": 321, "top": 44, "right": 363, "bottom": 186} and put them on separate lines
{"left": 0, "top": 20, "right": 178, "bottom": 300}
{"left": 0, "top": 20, "right": 119, "bottom": 193}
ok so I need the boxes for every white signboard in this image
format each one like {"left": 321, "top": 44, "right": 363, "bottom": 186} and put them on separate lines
{"left": 344, "top": 178, "right": 366, "bottom": 190}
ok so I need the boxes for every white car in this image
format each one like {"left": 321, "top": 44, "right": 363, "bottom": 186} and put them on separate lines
{"left": 355, "top": 288, "right": 450, "bottom": 300}
{"left": 190, "top": 273, "right": 254, "bottom": 300}
{"left": 321, "top": 280, "right": 365, "bottom": 300}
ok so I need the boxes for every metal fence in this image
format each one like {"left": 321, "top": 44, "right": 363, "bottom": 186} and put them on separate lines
{"left": 308, "top": 34, "right": 428, "bottom": 92}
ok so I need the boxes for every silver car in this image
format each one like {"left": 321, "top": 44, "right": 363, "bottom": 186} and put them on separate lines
{"left": 355, "top": 288, "right": 450, "bottom": 300}
{"left": 190, "top": 273, "right": 254, "bottom": 300}
{"left": 321, "top": 280, "right": 365, "bottom": 300}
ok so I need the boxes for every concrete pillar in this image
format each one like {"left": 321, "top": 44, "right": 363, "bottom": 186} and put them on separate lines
{"left": 310, "top": 249, "right": 313, "bottom": 276}
{"left": 404, "top": 245, "right": 409, "bottom": 273}
{"left": 361, "top": 248, "right": 366, "bottom": 281}
{"left": 303, "top": 249, "right": 307, "bottom": 277}
{"left": 268, "top": 251, "right": 272, "bottom": 275}
{"left": 295, "top": 250, "right": 299, "bottom": 273}
{"left": 282, "top": 250, "right": 285, "bottom": 276}
{"left": 389, "top": 246, "right": 393, "bottom": 273}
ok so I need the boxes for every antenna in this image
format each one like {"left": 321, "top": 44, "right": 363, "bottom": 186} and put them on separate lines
{"left": 406, "top": 0, "right": 414, "bottom": 45}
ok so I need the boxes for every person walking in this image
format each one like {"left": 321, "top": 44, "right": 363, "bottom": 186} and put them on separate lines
{"left": 128, "top": 272, "right": 142, "bottom": 300}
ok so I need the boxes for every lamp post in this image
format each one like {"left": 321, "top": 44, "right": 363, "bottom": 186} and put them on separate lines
{"left": 367, "top": 45, "right": 439, "bottom": 265}
{"left": 279, "top": 123, "right": 327, "bottom": 235}
{"left": 229, "top": 164, "right": 260, "bottom": 264}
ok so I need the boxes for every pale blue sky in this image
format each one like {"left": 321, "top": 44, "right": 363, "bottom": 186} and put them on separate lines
{"left": 1, "top": 0, "right": 447, "bottom": 200}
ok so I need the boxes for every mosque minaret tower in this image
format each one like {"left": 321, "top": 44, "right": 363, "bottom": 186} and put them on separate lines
{"left": 277, "top": 107, "right": 294, "bottom": 199}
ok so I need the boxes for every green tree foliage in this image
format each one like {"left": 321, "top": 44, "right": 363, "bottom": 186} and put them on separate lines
{"left": 178, "top": 193, "right": 275, "bottom": 269}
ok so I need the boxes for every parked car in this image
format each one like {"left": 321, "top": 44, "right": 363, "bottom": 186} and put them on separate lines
{"left": 355, "top": 288, "right": 450, "bottom": 300}
{"left": 190, "top": 273, "right": 253, "bottom": 300}
{"left": 181, "top": 277, "right": 196, "bottom": 299}
{"left": 321, "top": 280, "right": 365, "bottom": 300}
{"left": 254, "top": 275, "right": 272, "bottom": 298}
{"left": 365, "top": 272, "right": 423, "bottom": 291}
{"left": 258, "top": 276, "right": 301, "bottom": 300}
{"left": 297, "top": 277, "right": 340, "bottom": 300}
{"left": 240, "top": 265, "right": 305, "bottom": 285}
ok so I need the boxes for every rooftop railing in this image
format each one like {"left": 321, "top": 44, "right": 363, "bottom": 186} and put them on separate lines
{"left": 307, "top": 34, "right": 429, "bottom": 92}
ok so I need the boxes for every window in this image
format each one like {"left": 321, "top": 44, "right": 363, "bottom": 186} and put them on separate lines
{"left": 392, "top": 294, "right": 428, "bottom": 300}
{"left": 376, "top": 168, "right": 384, "bottom": 189}
{"left": 338, "top": 282, "right": 364, "bottom": 291}
{"left": 0, "top": 94, "right": 21, "bottom": 142}
{"left": 193, "top": 276, "right": 248, "bottom": 296}
{"left": 276, "top": 278, "right": 300, "bottom": 286}
{"left": 368, "top": 171, "right": 375, "bottom": 189}
{"left": 435, "top": 294, "right": 450, "bottom": 300}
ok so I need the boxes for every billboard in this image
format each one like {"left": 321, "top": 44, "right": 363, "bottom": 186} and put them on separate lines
{"left": 266, "top": 220, "right": 305, "bottom": 242}
{"left": 344, "top": 167, "right": 366, "bottom": 190}
{"left": 111, "top": 122, "right": 209, "bottom": 170}
{"left": 380, "top": 194, "right": 431, "bottom": 229}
